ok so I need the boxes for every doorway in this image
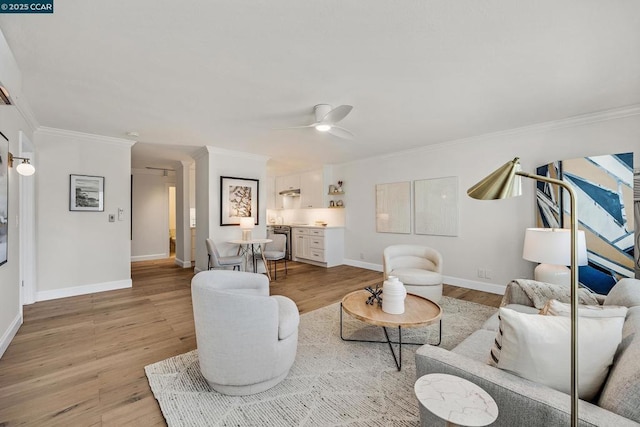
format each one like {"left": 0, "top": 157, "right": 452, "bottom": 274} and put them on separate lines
{"left": 168, "top": 185, "right": 176, "bottom": 257}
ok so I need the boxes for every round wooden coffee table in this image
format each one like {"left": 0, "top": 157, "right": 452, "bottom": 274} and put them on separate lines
{"left": 340, "top": 289, "right": 442, "bottom": 370}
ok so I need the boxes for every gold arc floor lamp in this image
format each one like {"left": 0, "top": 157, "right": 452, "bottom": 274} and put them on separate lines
{"left": 467, "top": 157, "right": 579, "bottom": 427}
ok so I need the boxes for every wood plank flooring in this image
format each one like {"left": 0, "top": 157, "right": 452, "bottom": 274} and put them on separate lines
{"left": 0, "top": 259, "right": 502, "bottom": 426}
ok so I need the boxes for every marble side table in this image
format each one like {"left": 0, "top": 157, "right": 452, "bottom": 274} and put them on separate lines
{"left": 414, "top": 373, "right": 498, "bottom": 427}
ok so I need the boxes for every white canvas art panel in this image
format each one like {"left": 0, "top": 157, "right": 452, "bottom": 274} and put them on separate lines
{"left": 414, "top": 176, "right": 458, "bottom": 236}
{"left": 376, "top": 181, "right": 411, "bottom": 234}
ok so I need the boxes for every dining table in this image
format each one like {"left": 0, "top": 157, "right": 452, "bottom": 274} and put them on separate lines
{"left": 227, "top": 238, "right": 273, "bottom": 281}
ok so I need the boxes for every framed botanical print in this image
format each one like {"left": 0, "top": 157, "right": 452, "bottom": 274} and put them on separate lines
{"left": 70, "top": 174, "right": 104, "bottom": 211}
{"left": 220, "top": 176, "right": 259, "bottom": 226}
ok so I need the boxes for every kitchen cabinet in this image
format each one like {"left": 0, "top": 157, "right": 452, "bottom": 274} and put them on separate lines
{"left": 292, "top": 227, "right": 344, "bottom": 267}
{"left": 275, "top": 175, "right": 301, "bottom": 209}
{"left": 299, "top": 169, "right": 323, "bottom": 208}
{"left": 266, "top": 176, "right": 276, "bottom": 210}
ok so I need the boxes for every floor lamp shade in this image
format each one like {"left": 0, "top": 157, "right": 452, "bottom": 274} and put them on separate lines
{"left": 523, "top": 228, "right": 588, "bottom": 286}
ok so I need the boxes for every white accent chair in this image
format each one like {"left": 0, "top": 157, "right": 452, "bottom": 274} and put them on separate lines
{"left": 256, "top": 234, "right": 287, "bottom": 280}
{"left": 206, "top": 238, "right": 244, "bottom": 271}
{"left": 383, "top": 245, "right": 443, "bottom": 303}
{"left": 191, "top": 270, "right": 299, "bottom": 395}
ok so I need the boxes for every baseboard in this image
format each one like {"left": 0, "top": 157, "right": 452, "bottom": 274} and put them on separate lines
{"left": 36, "top": 279, "right": 133, "bottom": 302}
{"left": 0, "top": 312, "right": 23, "bottom": 359}
{"left": 131, "top": 253, "right": 168, "bottom": 262}
{"left": 443, "top": 275, "right": 506, "bottom": 295}
{"left": 342, "top": 259, "right": 505, "bottom": 295}
{"left": 174, "top": 258, "right": 192, "bottom": 268}
{"left": 342, "top": 258, "right": 384, "bottom": 272}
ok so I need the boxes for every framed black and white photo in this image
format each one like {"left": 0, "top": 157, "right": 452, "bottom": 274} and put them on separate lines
{"left": 220, "top": 176, "right": 259, "bottom": 226}
{"left": 0, "top": 131, "right": 8, "bottom": 266}
{"left": 70, "top": 174, "right": 104, "bottom": 211}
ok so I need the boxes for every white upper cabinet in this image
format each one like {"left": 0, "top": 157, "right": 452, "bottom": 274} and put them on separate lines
{"left": 266, "top": 176, "right": 276, "bottom": 210}
{"left": 275, "top": 174, "right": 301, "bottom": 209}
{"left": 300, "top": 169, "right": 323, "bottom": 208}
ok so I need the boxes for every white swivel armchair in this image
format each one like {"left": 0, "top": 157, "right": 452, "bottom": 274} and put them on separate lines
{"left": 383, "top": 245, "right": 443, "bottom": 303}
{"left": 191, "top": 270, "right": 299, "bottom": 395}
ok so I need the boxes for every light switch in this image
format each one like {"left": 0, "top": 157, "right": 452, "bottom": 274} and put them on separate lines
{"left": 109, "top": 214, "right": 115, "bottom": 222}
{"left": 118, "top": 208, "right": 124, "bottom": 221}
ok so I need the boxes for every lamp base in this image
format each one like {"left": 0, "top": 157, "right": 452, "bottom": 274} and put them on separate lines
{"left": 241, "top": 229, "right": 252, "bottom": 241}
{"left": 534, "top": 263, "right": 570, "bottom": 286}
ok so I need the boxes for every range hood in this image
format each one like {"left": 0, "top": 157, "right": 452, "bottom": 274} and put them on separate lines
{"left": 279, "top": 188, "right": 301, "bottom": 196}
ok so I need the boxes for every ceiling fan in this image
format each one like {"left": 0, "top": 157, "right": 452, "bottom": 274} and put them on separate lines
{"left": 281, "top": 104, "right": 354, "bottom": 140}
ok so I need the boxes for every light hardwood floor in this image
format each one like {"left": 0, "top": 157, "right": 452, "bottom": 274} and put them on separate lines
{"left": 0, "top": 259, "right": 502, "bottom": 426}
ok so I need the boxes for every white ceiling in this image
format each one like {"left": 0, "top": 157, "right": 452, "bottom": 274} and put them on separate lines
{"left": 1, "top": 1, "right": 639, "bottom": 175}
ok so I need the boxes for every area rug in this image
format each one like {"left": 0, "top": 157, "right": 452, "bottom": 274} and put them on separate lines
{"left": 145, "top": 296, "right": 497, "bottom": 426}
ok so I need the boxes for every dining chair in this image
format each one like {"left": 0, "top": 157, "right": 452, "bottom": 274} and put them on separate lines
{"left": 206, "top": 238, "right": 244, "bottom": 271}
{"left": 255, "top": 234, "right": 287, "bottom": 280}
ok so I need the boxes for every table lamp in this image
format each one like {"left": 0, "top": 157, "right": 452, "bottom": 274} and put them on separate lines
{"left": 523, "top": 227, "right": 588, "bottom": 286}
{"left": 239, "top": 217, "right": 255, "bottom": 241}
{"left": 468, "top": 157, "right": 580, "bottom": 427}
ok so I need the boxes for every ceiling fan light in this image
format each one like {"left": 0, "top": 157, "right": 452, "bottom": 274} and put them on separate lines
{"left": 315, "top": 124, "right": 331, "bottom": 132}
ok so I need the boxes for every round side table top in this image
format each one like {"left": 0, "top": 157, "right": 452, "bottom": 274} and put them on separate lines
{"left": 341, "top": 290, "right": 441, "bottom": 328}
{"left": 414, "top": 373, "right": 498, "bottom": 427}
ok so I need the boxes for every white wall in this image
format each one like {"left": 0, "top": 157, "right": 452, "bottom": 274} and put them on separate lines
{"left": 131, "top": 169, "right": 177, "bottom": 261}
{"left": 35, "top": 127, "right": 133, "bottom": 299}
{"left": 335, "top": 109, "right": 640, "bottom": 294}
{"left": 194, "top": 146, "right": 268, "bottom": 272}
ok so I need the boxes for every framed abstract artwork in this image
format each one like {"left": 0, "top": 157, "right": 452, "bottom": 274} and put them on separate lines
{"left": 0, "top": 131, "right": 8, "bottom": 265}
{"left": 536, "top": 153, "right": 636, "bottom": 294}
{"left": 70, "top": 174, "right": 104, "bottom": 211}
{"left": 375, "top": 181, "right": 411, "bottom": 234}
{"left": 220, "top": 176, "right": 259, "bottom": 226}
{"left": 414, "top": 176, "right": 458, "bottom": 236}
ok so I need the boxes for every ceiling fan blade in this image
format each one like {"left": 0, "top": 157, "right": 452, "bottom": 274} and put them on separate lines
{"left": 328, "top": 126, "right": 354, "bottom": 140}
{"left": 321, "top": 105, "right": 353, "bottom": 124}
{"left": 273, "top": 123, "right": 317, "bottom": 130}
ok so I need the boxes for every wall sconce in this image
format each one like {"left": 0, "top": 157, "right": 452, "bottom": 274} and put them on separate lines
{"left": 8, "top": 152, "right": 35, "bottom": 176}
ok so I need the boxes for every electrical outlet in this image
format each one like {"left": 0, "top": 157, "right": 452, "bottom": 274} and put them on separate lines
{"left": 359, "top": 253, "right": 364, "bottom": 260}
{"left": 477, "top": 268, "right": 485, "bottom": 278}
{"left": 118, "top": 208, "right": 124, "bottom": 221}
{"left": 108, "top": 214, "right": 115, "bottom": 222}
{"left": 485, "top": 269, "right": 492, "bottom": 279}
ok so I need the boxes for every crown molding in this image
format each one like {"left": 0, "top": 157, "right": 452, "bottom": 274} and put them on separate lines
{"left": 336, "top": 104, "right": 640, "bottom": 168}
{"left": 35, "top": 126, "right": 136, "bottom": 147}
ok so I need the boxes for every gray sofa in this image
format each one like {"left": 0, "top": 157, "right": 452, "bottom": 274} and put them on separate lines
{"left": 415, "top": 278, "right": 640, "bottom": 426}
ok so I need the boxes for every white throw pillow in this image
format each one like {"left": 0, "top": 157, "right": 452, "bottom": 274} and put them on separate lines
{"left": 540, "top": 299, "right": 628, "bottom": 319}
{"left": 489, "top": 307, "right": 624, "bottom": 401}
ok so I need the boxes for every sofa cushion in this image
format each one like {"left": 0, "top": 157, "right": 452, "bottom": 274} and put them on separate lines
{"left": 604, "top": 279, "right": 640, "bottom": 308}
{"left": 489, "top": 307, "right": 624, "bottom": 401}
{"left": 540, "top": 299, "right": 628, "bottom": 318}
{"left": 598, "top": 306, "right": 640, "bottom": 422}
{"left": 452, "top": 329, "right": 496, "bottom": 363}
{"left": 482, "top": 304, "right": 540, "bottom": 332}
{"left": 390, "top": 268, "right": 442, "bottom": 286}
